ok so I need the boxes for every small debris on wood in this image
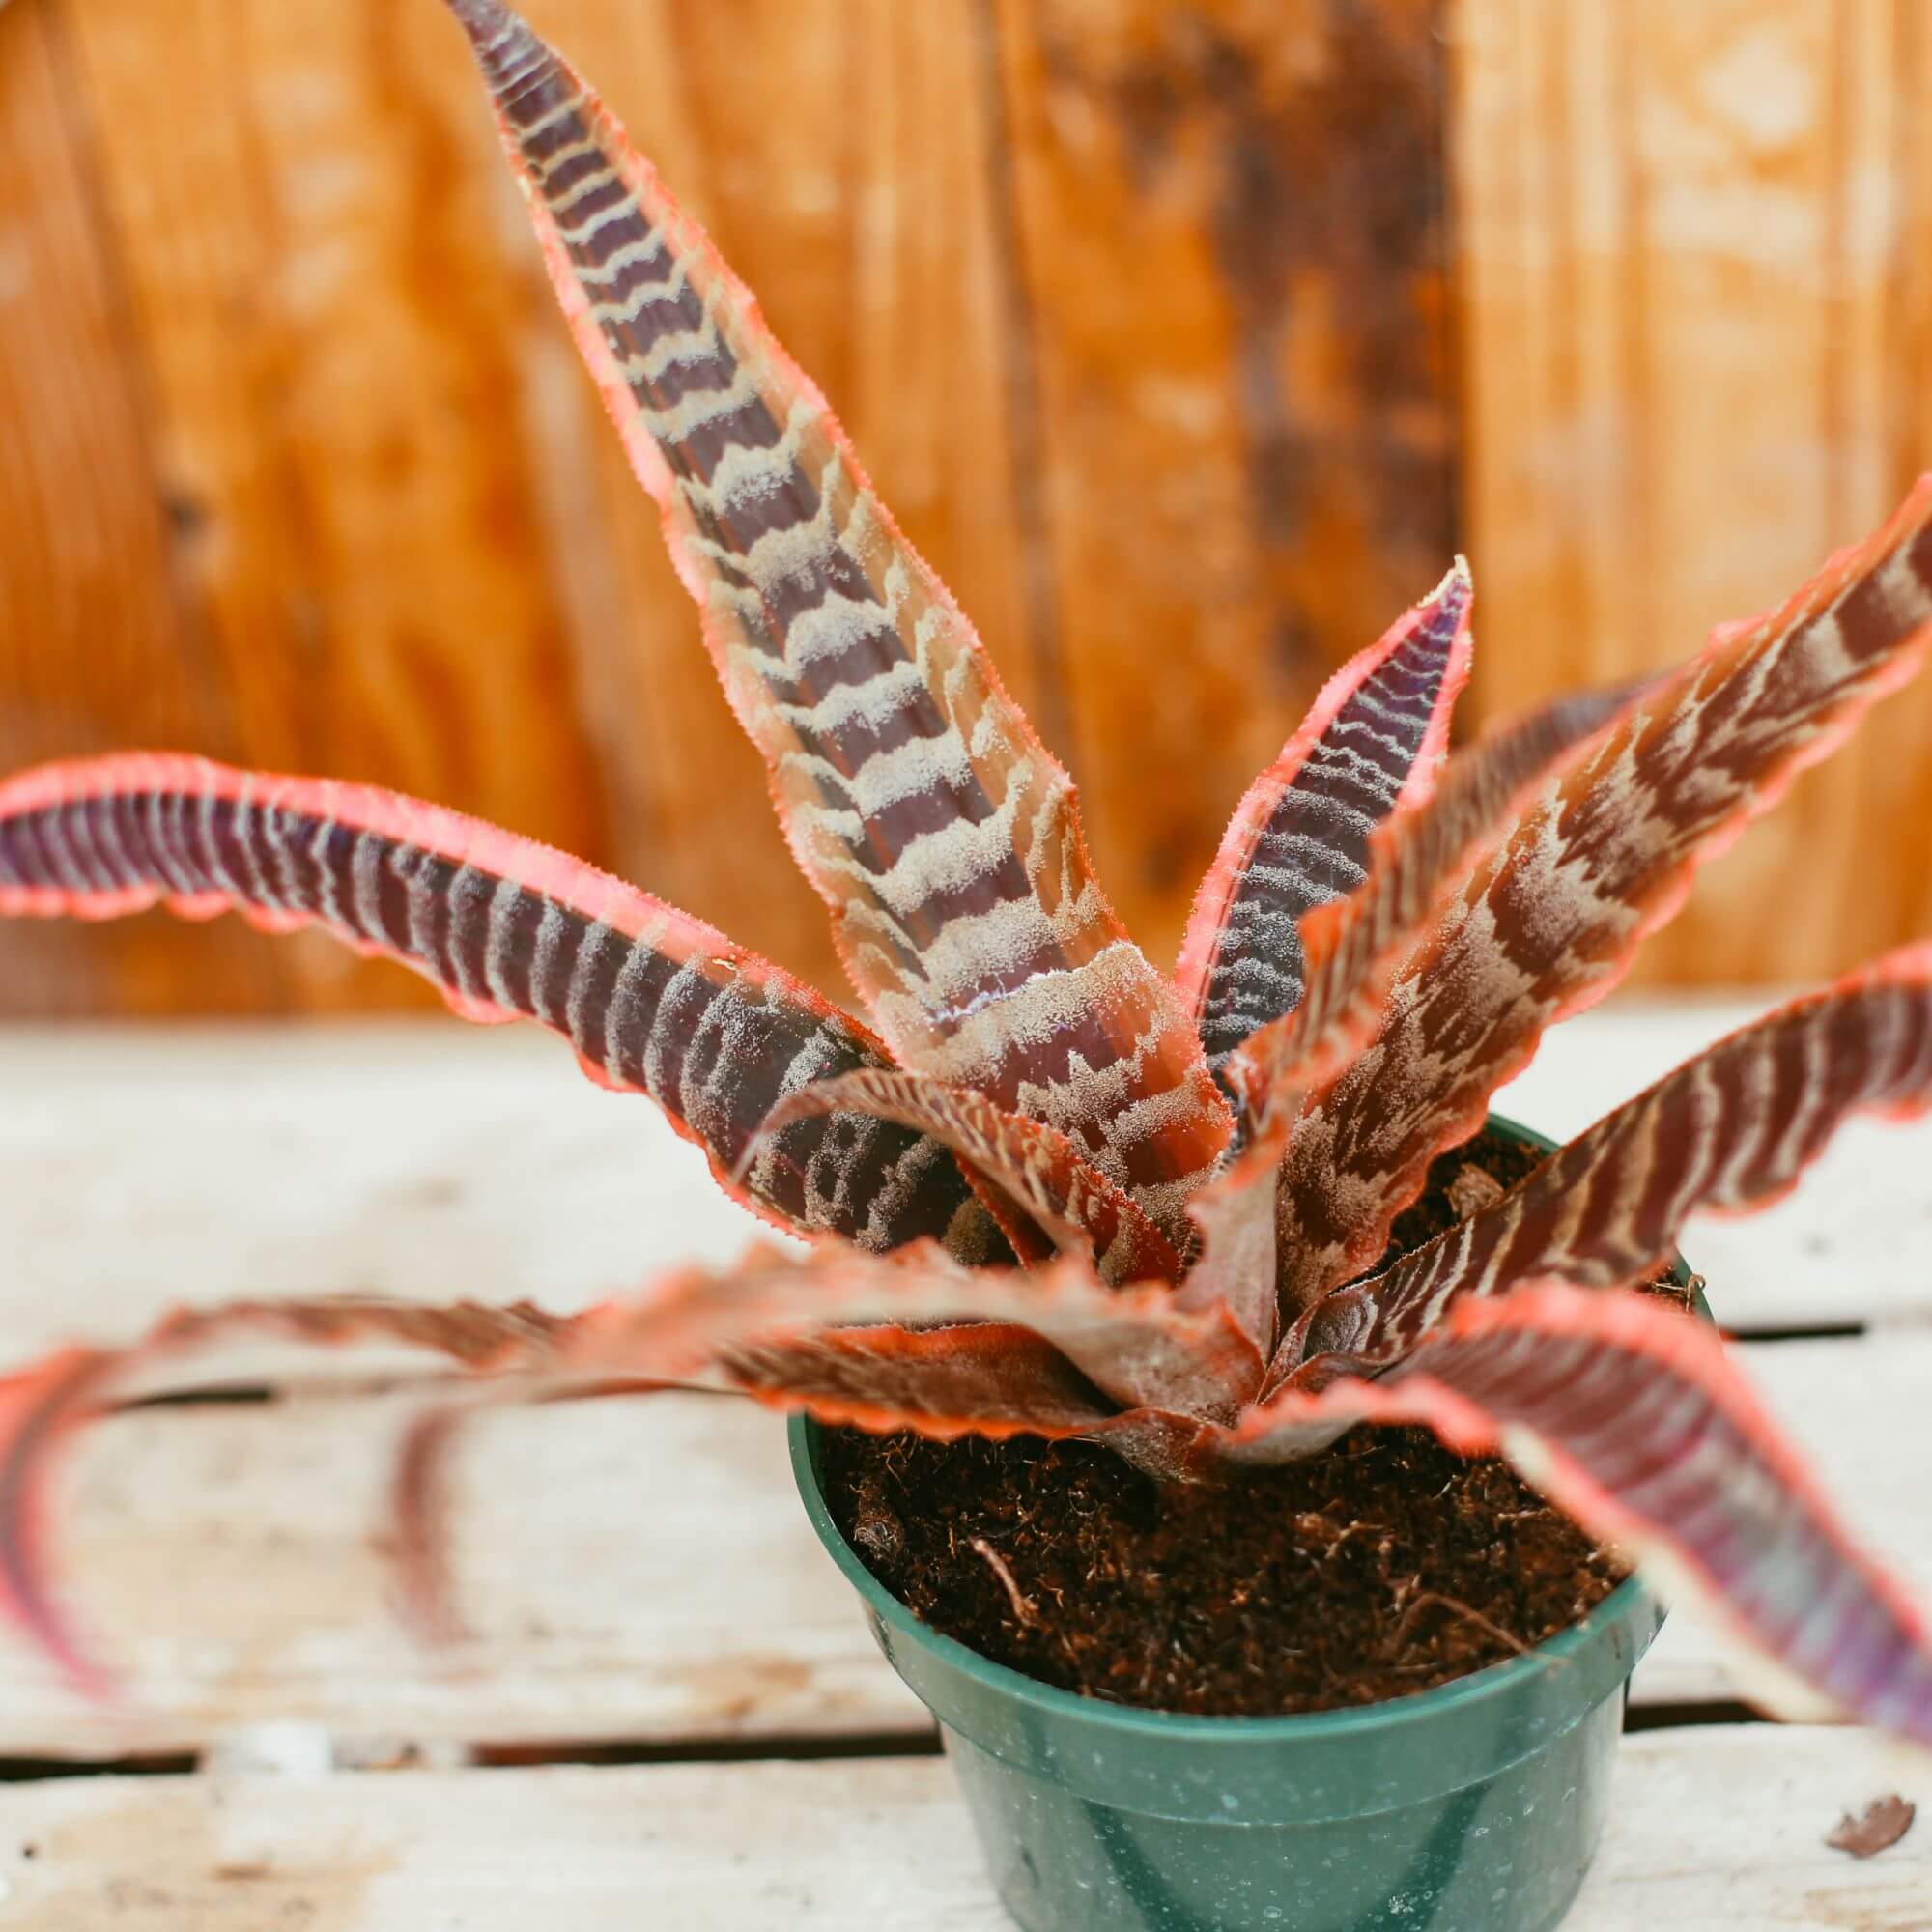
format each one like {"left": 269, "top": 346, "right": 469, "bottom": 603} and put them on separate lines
{"left": 1826, "top": 1793, "right": 1916, "bottom": 1858}
{"left": 333, "top": 1735, "right": 471, "bottom": 1773}
{"left": 1445, "top": 1163, "right": 1506, "bottom": 1219}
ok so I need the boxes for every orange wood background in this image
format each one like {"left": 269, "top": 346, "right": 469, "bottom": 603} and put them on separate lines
{"left": 2, "top": 0, "right": 1928, "bottom": 1018}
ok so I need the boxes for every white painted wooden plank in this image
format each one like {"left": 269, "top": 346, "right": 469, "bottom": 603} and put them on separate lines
{"left": 0, "top": 1336, "right": 1921, "bottom": 1757}
{"left": 2, "top": 1390, "right": 926, "bottom": 1758}
{"left": 0, "top": 1726, "right": 1920, "bottom": 1930}
{"left": 0, "top": 1023, "right": 789, "bottom": 1353}
{"left": 0, "top": 1018, "right": 1924, "bottom": 1758}
{"left": 0, "top": 1759, "right": 1004, "bottom": 1931}
{"left": 1569, "top": 1731, "right": 1932, "bottom": 1924}
{"left": 1573, "top": 1725, "right": 1931, "bottom": 1931}
{"left": 4, "top": 1008, "right": 1928, "bottom": 1368}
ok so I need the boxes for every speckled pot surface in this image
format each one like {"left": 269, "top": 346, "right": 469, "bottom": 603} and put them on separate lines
{"left": 790, "top": 1115, "right": 1698, "bottom": 1932}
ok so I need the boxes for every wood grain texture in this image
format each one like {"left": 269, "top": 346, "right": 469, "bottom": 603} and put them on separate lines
{"left": 1454, "top": 0, "right": 1932, "bottom": 985}
{"left": 12, "top": 0, "right": 1932, "bottom": 1003}
{"left": 14, "top": 1004, "right": 1925, "bottom": 1360}
{"left": 488, "top": 0, "right": 1047, "bottom": 1002}
{"left": 0, "top": 1026, "right": 781, "bottom": 1345}
{"left": 0, "top": 1728, "right": 1922, "bottom": 1929}
{"left": 3, "top": 0, "right": 1454, "bottom": 1015}
{"left": 0, "top": 0, "right": 278, "bottom": 1016}
{"left": 6, "top": 1391, "right": 924, "bottom": 1758}
{"left": 47, "top": 0, "right": 609, "bottom": 1015}
{"left": 993, "top": 0, "right": 1457, "bottom": 966}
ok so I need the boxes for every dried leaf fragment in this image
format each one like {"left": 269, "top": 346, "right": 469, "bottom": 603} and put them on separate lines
{"left": 1826, "top": 1793, "right": 1916, "bottom": 1859}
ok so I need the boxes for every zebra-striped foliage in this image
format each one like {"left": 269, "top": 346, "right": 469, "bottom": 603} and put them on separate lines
{"left": 0, "top": 754, "right": 1001, "bottom": 1262}
{"left": 446, "top": 0, "right": 1231, "bottom": 1241}
{"left": 1288, "top": 945, "right": 1932, "bottom": 1378}
{"left": 1176, "top": 560, "right": 1472, "bottom": 1085}
{"left": 3, "top": 0, "right": 1932, "bottom": 1756}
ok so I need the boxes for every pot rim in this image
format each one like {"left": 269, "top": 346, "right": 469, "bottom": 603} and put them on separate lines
{"left": 789, "top": 1107, "right": 1703, "bottom": 1747}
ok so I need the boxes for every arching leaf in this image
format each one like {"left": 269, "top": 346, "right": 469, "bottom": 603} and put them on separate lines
{"left": 1176, "top": 683, "right": 1639, "bottom": 1350}
{"left": 0, "top": 754, "right": 998, "bottom": 1258}
{"left": 441, "top": 0, "right": 1231, "bottom": 1235}
{"left": 1226, "top": 1286, "right": 1932, "bottom": 1747}
{"left": 1226, "top": 684, "right": 1641, "bottom": 1149}
{"left": 0, "top": 1244, "right": 1264, "bottom": 1685}
{"left": 1292, "top": 946, "right": 1932, "bottom": 1373}
{"left": 752, "top": 1068, "right": 1184, "bottom": 1287}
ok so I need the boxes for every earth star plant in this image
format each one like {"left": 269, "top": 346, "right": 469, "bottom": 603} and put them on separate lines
{"left": 2, "top": 0, "right": 1932, "bottom": 1747}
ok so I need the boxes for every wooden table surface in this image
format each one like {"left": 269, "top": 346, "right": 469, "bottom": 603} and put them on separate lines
{"left": 3, "top": 1000, "right": 1929, "bottom": 1928}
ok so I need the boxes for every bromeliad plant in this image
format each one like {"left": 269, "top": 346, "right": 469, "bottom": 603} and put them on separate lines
{"left": 4, "top": 0, "right": 1932, "bottom": 1743}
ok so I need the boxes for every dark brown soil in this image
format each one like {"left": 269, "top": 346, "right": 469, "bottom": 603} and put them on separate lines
{"left": 825, "top": 1124, "right": 1690, "bottom": 1718}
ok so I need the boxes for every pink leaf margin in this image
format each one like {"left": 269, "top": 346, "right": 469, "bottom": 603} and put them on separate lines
{"left": 1173, "top": 559, "right": 1474, "bottom": 1028}
{"left": 0, "top": 753, "right": 902, "bottom": 1246}
{"left": 1229, "top": 1283, "right": 1932, "bottom": 1742}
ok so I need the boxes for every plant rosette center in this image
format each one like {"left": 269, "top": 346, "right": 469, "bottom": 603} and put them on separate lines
{"left": 818, "top": 1122, "right": 1698, "bottom": 1720}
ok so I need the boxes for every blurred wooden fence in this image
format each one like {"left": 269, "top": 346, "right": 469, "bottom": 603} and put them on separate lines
{"left": 4, "top": 0, "right": 1930, "bottom": 1017}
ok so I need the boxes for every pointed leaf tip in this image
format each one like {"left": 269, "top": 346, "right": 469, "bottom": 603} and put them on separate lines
{"left": 443, "top": 0, "right": 513, "bottom": 37}
{"left": 441, "top": 0, "right": 543, "bottom": 92}
{"left": 1273, "top": 476, "right": 1932, "bottom": 1325}
{"left": 0, "top": 1350, "right": 115, "bottom": 1699}
{"left": 1228, "top": 1284, "right": 1932, "bottom": 1746}
{"left": 750, "top": 1069, "right": 1185, "bottom": 1287}
{"left": 0, "top": 754, "right": 995, "bottom": 1261}
{"left": 1312, "top": 943, "right": 1932, "bottom": 1372}
{"left": 438, "top": 0, "right": 1231, "bottom": 1231}
{"left": 1177, "top": 555, "right": 1476, "bottom": 1089}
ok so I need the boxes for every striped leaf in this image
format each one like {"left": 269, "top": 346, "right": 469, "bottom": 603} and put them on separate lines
{"left": 1176, "top": 561, "right": 1471, "bottom": 1081}
{"left": 0, "top": 1247, "right": 1259, "bottom": 1685}
{"left": 549, "top": 1243, "right": 1259, "bottom": 1422}
{"left": 1175, "top": 683, "right": 1640, "bottom": 1352}
{"left": 1291, "top": 945, "right": 1932, "bottom": 1373}
{"left": 716, "top": 1322, "right": 1118, "bottom": 1435}
{"left": 1226, "top": 681, "right": 1641, "bottom": 1148}
{"left": 750, "top": 1068, "right": 1185, "bottom": 1287}
{"left": 1172, "top": 1132, "right": 1290, "bottom": 1353}
{"left": 442, "top": 0, "right": 1231, "bottom": 1235}
{"left": 639, "top": 1321, "right": 1220, "bottom": 1483}
{"left": 0, "top": 754, "right": 1001, "bottom": 1260}
{"left": 1224, "top": 1286, "right": 1932, "bottom": 1747}
{"left": 1272, "top": 477, "right": 1932, "bottom": 1314}
{"left": 0, "top": 1295, "right": 575, "bottom": 1690}
{"left": 387, "top": 1317, "right": 1130, "bottom": 1641}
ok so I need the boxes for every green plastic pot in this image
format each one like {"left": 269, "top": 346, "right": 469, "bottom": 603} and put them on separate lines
{"left": 790, "top": 1114, "right": 1703, "bottom": 1932}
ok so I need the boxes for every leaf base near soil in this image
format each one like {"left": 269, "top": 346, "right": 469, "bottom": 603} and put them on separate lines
{"left": 825, "top": 1125, "right": 1684, "bottom": 1719}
